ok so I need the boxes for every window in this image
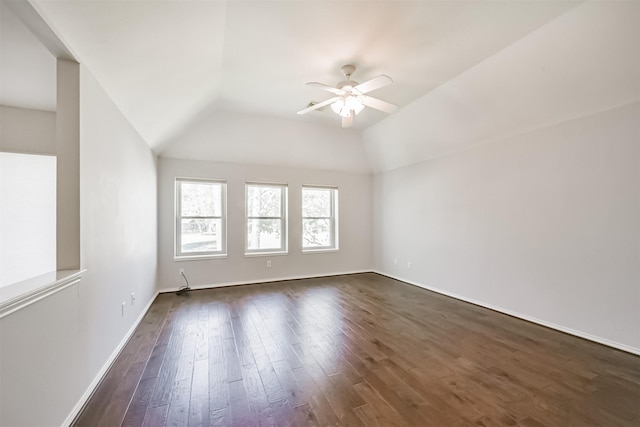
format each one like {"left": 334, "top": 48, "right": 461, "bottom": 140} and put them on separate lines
{"left": 302, "top": 186, "right": 338, "bottom": 251}
{"left": 175, "top": 178, "right": 226, "bottom": 258}
{"left": 246, "top": 183, "right": 287, "bottom": 254}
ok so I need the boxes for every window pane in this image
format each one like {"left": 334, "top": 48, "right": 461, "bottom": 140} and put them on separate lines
{"left": 303, "top": 218, "right": 331, "bottom": 248}
{"left": 302, "top": 188, "right": 331, "bottom": 217}
{"left": 181, "top": 182, "right": 221, "bottom": 217}
{"left": 181, "top": 218, "right": 221, "bottom": 252}
{"left": 247, "top": 219, "right": 282, "bottom": 250}
{"left": 247, "top": 185, "right": 281, "bottom": 217}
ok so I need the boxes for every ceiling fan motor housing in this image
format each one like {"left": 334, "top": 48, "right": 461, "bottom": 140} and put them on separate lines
{"left": 337, "top": 80, "right": 359, "bottom": 90}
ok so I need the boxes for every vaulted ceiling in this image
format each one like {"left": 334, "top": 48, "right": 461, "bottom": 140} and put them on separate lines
{"left": 4, "top": 1, "right": 637, "bottom": 174}
{"left": 21, "top": 0, "right": 581, "bottom": 153}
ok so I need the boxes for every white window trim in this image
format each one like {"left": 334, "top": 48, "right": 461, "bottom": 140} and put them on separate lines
{"left": 175, "top": 177, "right": 227, "bottom": 259}
{"left": 245, "top": 182, "right": 288, "bottom": 255}
{"left": 302, "top": 185, "right": 339, "bottom": 252}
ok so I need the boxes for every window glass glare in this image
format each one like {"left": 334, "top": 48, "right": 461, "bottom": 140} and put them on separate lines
{"left": 247, "top": 218, "right": 282, "bottom": 250}
{"left": 181, "top": 218, "right": 221, "bottom": 253}
{"left": 247, "top": 186, "right": 282, "bottom": 217}
{"left": 181, "top": 182, "right": 221, "bottom": 217}
{"left": 176, "top": 179, "right": 226, "bottom": 258}
{"left": 302, "top": 188, "right": 331, "bottom": 217}
{"left": 302, "top": 218, "right": 331, "bottom": 248}
{"left": 302, "top": 186, "right": 337, "bottom": 250}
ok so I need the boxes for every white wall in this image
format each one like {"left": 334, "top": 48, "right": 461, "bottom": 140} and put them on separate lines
{"left": 160, "top": 110, "right": 370, "bottom": 173}
{"left": 56, "top": 59, "right": 81, "bottom": 271}
{"left": 158, "top": 157, "right": 372, "bottom": 290}
{"left": 0, "top": 152, "right": 56, "bottom": 286}
{"left": 0, "top": 64, "right": 158, "bottom": 426}
{"left": 373, "top": 102, "right": 640, "bottom": 353}
{"left": 0, "top": 0, "right": 57, "bottom": 112}
{"left": 0, "top": 105, "right": 56, "bottom": 154}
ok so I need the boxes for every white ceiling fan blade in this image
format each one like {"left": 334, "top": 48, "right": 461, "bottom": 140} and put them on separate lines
{"left": 306, "top": 82, "right": 344, "bottom": 96}
{"left": 354, "top": 75, "right": 393, "bottom": 94}
{"left": 342, "top": 114, "right": 353, "bottom": 128}
{"left": 362, "top": 95, "right": 399, "bottom": 114}
{"left": 297, "top": 97, "right": 339, "bottom": 115}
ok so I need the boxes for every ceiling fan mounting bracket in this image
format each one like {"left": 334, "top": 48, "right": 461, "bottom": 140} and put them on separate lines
{"left": 341, "top": 64, "right": 356, "bottom": 79}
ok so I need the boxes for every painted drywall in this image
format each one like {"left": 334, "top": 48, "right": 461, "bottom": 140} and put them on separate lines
{"left": 0, "top": 64, "right": 157, "bottom": 426}
{"left": 363, "top": 0, "right": 640, "bottom": 172}
{"left": 373, "top": 102, "right": 640, "bottom": 353}
{"left": 0, "top": 0, "right": 56, "bottom": 111}
{"left": 56, "top": 59, "right": 80, "bottom": 271}
{"left": 0, "top": 152, "right": 56, "bottom": 286}
{"left": 0, "top": 105, "right": 56, "bottom": 154}
{"left": 158, "top": 157, "right": 372, "bottom": 290}
{"left": 159, "top": 109, "right": 370, "bottom": 173}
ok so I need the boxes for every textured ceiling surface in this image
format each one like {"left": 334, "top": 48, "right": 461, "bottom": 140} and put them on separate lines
{"left": 25, "top": 0, "right": 580, "bottom": 151}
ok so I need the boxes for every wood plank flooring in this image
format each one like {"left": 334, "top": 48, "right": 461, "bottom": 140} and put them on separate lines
{"left": 73, "top": 273, "right": 640, "bottom": 426}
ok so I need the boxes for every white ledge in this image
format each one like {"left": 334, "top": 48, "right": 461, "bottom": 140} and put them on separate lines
{"left": 0, "top": 270, "right": 85, "bottom": 319}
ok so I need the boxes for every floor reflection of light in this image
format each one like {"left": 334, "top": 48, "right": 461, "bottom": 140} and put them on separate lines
{"left": 293, "top": 287, "right": 344, "bottom": 374}
{"left": 232, "top": 286, "right": 348, "bottom": 396}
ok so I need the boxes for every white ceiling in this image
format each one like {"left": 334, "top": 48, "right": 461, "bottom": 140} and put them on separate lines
{"left": 0, "top": 0, "right": 56, "bottom": 111}
{"left": 25, "top": 0, "right": 581, "bottom": 153}
{"left": 363, "top": 0, "right": 640, "bottom": 172}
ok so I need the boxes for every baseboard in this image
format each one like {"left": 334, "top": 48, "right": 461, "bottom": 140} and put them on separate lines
{"left": 61, "top": 292, "right": 159, "bottom": 427}
{"left": 157, "top": 270, "right": 370, "bottom": 294}
{"left": 372, "top": 270, "right": 640, "bottom": 357}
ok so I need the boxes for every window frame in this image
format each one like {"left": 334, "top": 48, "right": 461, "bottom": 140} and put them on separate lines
{"left": 174, "top": 177, "right": 227, "bottom": 260}
{"left": 301, "top": 185, "right": 339, "bottom": 252}
{"left": 245, "top": 182, "right": 288, "bottom": 256}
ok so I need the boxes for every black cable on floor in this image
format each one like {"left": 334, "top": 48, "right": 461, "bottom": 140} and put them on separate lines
{"left": 176, "top": 271, "right": 191, "bottom": 296}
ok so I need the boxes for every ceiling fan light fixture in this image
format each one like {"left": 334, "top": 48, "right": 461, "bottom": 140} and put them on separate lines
{"left": 330, "top": 94, "right": 365, "bottom": 117}
{"left": 298, "top": 64, "right": 398, "bottom": 126}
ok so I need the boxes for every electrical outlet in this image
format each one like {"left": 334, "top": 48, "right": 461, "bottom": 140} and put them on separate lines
{"left": 131, "top": 292, "right": 136, "bottom": 305}
{"left": 266, "top": 260, "right": 272, "bottom": 268}
{"left": 393, "top": 259, "right": 398, "bottom": 266}
{"left": 179, "top": 268, "right": 184, "bottom": 275}
{"left": 121, "top": 301, "right": 126, "bottom": 316}
{"left": 408, "top": 261, "right": 412, "bottom": 269}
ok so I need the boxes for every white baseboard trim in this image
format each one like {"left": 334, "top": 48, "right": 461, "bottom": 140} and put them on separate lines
{"left": 61, "top": 292, "right": 160, "bottom": 427}
{"left": 157, "top": 270, "right": 370, "bottom": 294}
{"left": 372, "top": 270, "right": 640, "bottom": 357}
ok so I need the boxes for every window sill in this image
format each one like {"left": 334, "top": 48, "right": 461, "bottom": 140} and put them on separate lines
{"left": 302, "top": 248, "right": 340, "bottom": 254}
{"left": 244, "top": 251, "right": 288, "bottom": 258}
{"left": 174, "top": 254, "right": 227, "bottom": 262}
{"left": 0, "top": 269, "right": 85, "bottom": 319}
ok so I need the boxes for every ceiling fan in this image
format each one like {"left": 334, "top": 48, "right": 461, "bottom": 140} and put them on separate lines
{"left": 297, "top": 64, "right": 399, "bottom": 128}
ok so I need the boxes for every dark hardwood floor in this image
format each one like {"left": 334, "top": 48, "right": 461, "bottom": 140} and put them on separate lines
{"left": 73, "top": 273, "right": 640, "bottom": 426}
